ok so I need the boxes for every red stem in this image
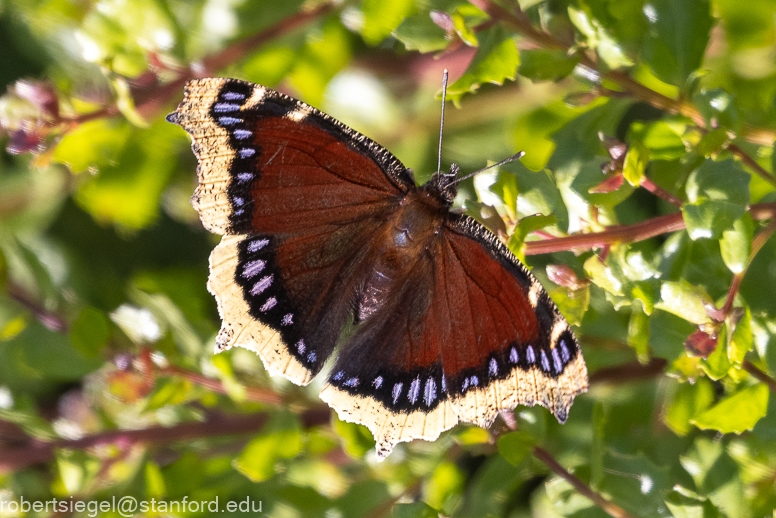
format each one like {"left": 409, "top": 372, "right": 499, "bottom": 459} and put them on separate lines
{"left": 525, "top": 202, "right": 776, "bottom": 256}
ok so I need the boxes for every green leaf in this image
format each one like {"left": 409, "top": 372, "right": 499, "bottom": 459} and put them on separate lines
{"left": 622, "top": 142, "right": 650, "bottom": 186}
{"left": 68, "top": 306, "right": 110, "bottom": 358}
{"left": 664, "top": 489, "right": 721, "bottom": 518}
{"left": 510, "top": 214, "right": 556, "bottom": 256}
{"left": 701, "top": 328, "right": 731, "bottom": 380}
{"left": 145, "top": 378, "right": 195, "bottom": 410}
{"left": 144, "top": 461, "right": 166, "bottom": 499}
{"left": 509, "top": 162, "right": 569, "bottom": 232}
{"left": 497, "top": 431, "right": 535, "bottom": 466}
{"left": 333, "top": 414, "right": 375, "bottom": 458}
{"left": 568, "top": 6, "right": 633, "bottom": 69}
{"left": 682, "top": 199, "right": 748, "bottom": 240}
{"left": 680, "top": 438, "right": 745, "bottom": 518}
{"left": 489, "top": 169, "right": 519, "bottom": 220}
{"left": 391, "top": 502, "right": 439, "bottom": 518}
{"left": 627, "top": 309, "right": 650, "bottom": 362}
{"left": 685, "top": 160, "right": 750, "bottom": 206}
{"left": 728, "top": 304, "right": 752, "bottom": 365}
{"left": 518, "top": 48, "right": 580, "bottom": 82}
{"left": 719, "top": 213, "right": 753, "bottom": 274}
{"left": 451, "top": 10, "right": 478, "bottom": 47}
{"left": 693, "top": 88, "right": 740, "bottom": 132}
{"left": 361, "top": 0, "right": 416, "bottom": 45}
{"left": 548, "top": 285, "right": 590, "bottom": 327}
{"left": 692, "top": 383, "right": 769, "bottom": 433}
{"left": 75, "top": 119, "right": 180, "bottom": 229}
{"left": 425, "top": 462, "right": 464, "bottom": 511}
{"left": 289, "top": 19, "right": 352, "bottom": 107}
{"left": 664, "top": 377, "right": 715, "bottom": 435}
{"left": 447, "top": 27, "right": 518, "bottom": 99}
{"left": 642, "top": 0, "right": 713, "bottom": 86}
{"left": 234, "top": 413, "right": 301, "bottom": 482}
{"left": 584, "top": 255, "right": 624, "bottom": 296}
{"left": 654, "top": 279, "right": 712, "bottom": 325}
{"left": 393, "top": 13, "right": 448, "bottom": 53}
{"left": 633, "top": 120, "right": 686, "bottom": 160}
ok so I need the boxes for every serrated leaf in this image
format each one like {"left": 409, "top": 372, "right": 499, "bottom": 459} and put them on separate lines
{"left": 692, "top": 383, "right": 769, "bottom": 433}
{"left": 664, "top": 489, "right": 721, "bottom": 518}
{"left": 447, "top": 27, "right": 518, "bottom": 99}
{"left": 518, "top": 48, "right": 580, "bottom": 82}
{"left": 719, "top": 213, "right": 753, "bottom": 274}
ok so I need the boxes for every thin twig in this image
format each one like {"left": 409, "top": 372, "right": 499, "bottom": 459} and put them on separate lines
{"left": 640, "top": 177, "right": 683, "bottom": 207}
{"left": 158, "top": 364, "right": 286, "bottom": 406}
{"left": 589, "top": 358, "right": 667, "bottom": 385}
{"left": 743, "top": 360, "right": 776, "bottom": 393}
{"left": 532, "top": 446, "right": 636, "bottom": 518}
{"left": 719, "top": 217, "right": 776, "bottom": 316}
{"left": 0, "top": 409, "right": 330, "bottom": 474}
{"left": 728, "top": 143, "right": 776, "bottom": 188}
{"left": 5, "top": 283, "right": 68, "bottom": 332}
{"left": 524, "top": 202, "right": 776, "bottom": 255}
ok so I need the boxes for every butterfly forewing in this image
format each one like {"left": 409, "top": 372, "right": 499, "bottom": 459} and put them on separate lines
{"left": 169, "top": 78, "right": 414, "bottom": 384}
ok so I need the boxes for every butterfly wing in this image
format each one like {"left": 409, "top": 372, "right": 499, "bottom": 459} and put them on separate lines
{"left": 321, "top": 213, "right": 587, "bottom": 458}
{"left": 168, "top": 78, "right": 414, "bottom": 384}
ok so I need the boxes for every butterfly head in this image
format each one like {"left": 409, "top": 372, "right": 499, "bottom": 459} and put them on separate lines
{"left": 426, "top": 164, "right": 460, "bottom": 206}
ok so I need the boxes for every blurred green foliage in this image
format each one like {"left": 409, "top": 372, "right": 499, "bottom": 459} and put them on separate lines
{"left": 0, "top": 0, "right": 776, "bottom": 517}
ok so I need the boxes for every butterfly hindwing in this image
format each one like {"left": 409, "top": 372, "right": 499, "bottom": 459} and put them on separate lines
{"left": 169, "top": 78, "right": 415, "bottom": 383}
{"left": 321, "top": 214, "right": 587, "bottom": 457}
{"left": 441, "top": 214, "right": 588, "bottom": 427}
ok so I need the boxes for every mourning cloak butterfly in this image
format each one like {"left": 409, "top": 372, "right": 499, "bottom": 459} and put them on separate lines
{"left": 167, "top": 77, "right": 588, "bottom": 459}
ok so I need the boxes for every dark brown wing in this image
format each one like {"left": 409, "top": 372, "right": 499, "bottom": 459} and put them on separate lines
{"left": 168, "top": 78, "right": 413, "bottom": 384}
{"left": 321, "top": 213, "right": 587, "bottom": 458}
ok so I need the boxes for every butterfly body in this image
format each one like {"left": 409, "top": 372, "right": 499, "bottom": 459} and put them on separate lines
{"left": 168, "top": 78, "right": 588, "bottom": 459}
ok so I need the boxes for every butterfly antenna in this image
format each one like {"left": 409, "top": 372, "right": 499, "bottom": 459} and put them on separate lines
{"left": 437, "top": 69, "right": 448, "bottom": 175}
{"left": 453, "top": 151, "right": 526, "bottom": 185}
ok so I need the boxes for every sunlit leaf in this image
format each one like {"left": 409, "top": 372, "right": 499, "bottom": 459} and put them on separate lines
{"left": 692, "top": 383, "right": 769, "bottom": 433}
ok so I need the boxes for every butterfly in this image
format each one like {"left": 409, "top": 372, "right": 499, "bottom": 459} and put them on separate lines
{"left": 167, "top": 77, "right": 588, "bottom": 459}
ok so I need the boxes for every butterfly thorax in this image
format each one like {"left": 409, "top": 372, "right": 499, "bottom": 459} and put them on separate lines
{"left": 355, "top": 183, "right": 450, "bottom": 322}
